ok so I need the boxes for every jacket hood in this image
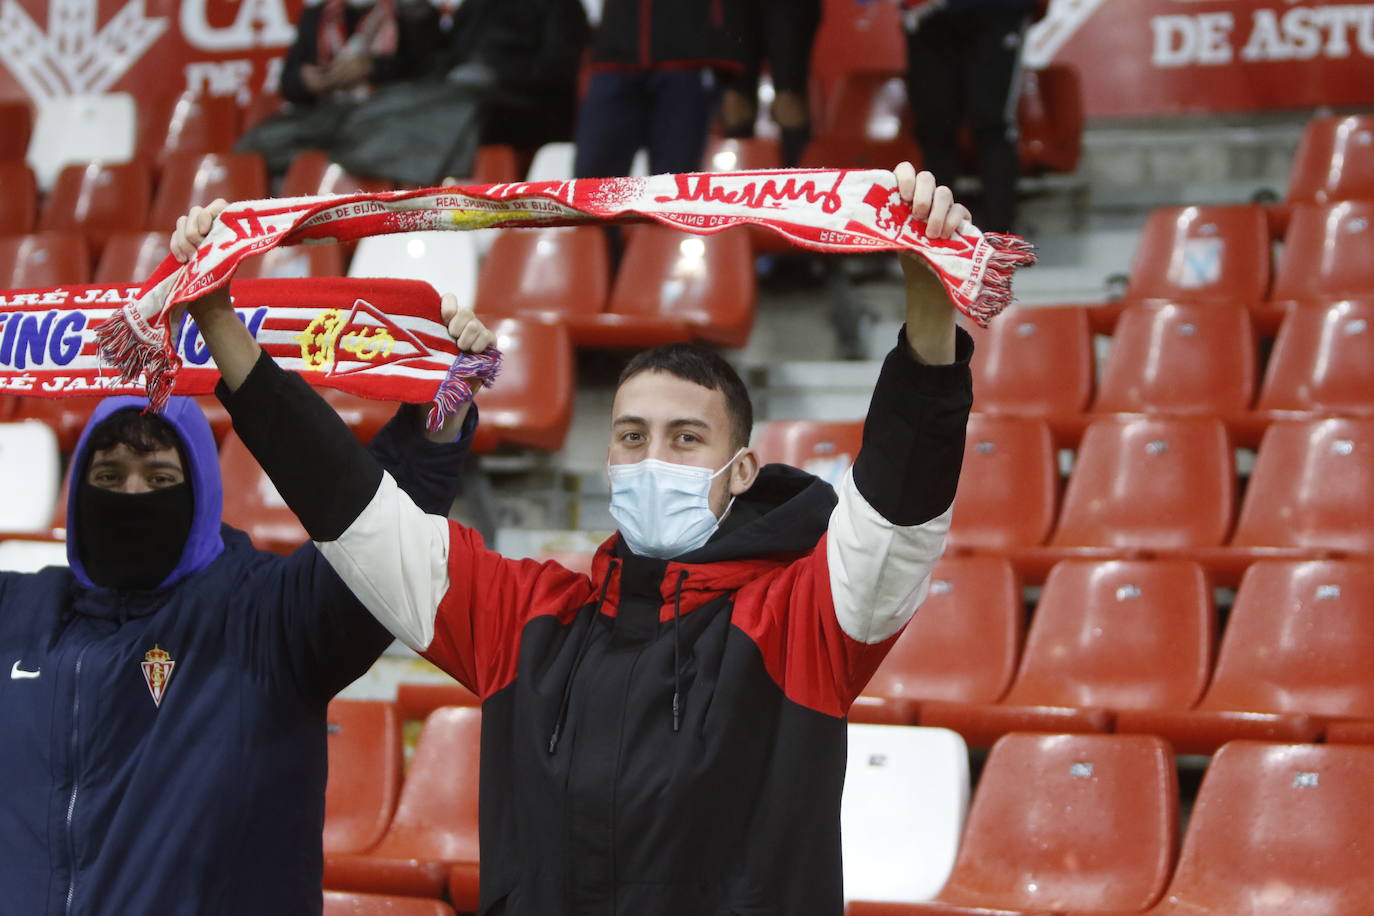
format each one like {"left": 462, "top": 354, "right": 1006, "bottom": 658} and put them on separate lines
{"left": 67, "top": 396, "right": 224, "bottom": 590}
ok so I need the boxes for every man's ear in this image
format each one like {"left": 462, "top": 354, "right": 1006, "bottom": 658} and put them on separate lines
{"left": 729, "top": 447, "right": 760, "bottom": 497}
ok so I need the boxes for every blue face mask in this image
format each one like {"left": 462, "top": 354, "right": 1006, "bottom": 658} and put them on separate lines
{"left": 608, "top": 448, "right": 745, "bottom": 560}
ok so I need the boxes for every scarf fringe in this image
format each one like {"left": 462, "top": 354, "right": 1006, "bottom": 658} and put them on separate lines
{"left": 967, "top": 233, "right": 1039, "bottom": 327}
{"left": 426, "top": 347, "right": 504, "bottom": 432}
{"left": 94, "top": 306, "right": 181, "bottom": 412}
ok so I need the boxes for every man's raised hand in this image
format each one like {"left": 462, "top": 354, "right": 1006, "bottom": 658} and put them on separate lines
{"left": 171, "top": 198, "right": 228, "bottom": 263}
{"left": 891, "top": 162, "right": 962, "bottom": 364}
{"left": 894, "top": 162, "right": 970, "bottom": 241}
{"left": 439, "top": 293, "right": 496, "bottom": 358}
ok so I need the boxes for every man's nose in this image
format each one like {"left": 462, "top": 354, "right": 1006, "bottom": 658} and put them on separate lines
{"left": 118, "top": 478, "right": 153, "bottom": 494}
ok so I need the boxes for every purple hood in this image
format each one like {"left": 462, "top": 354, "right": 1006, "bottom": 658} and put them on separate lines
{"left": 66, "top": 396, "right": 225, "bottom": 589}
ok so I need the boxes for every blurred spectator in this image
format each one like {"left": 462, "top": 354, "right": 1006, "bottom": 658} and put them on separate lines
{"left": 574, "top": 0, "right": 746, "bottom": 178}
{"left": 903, "top": 0, "right": 1048, "bottom": 233}
{"left": 280, "top": 0, "right": 434, "bottom": 107}
{"left": 720, "top": 0, "right": 823, "bottom": 168}
{"left": 422, "top": 0, "right": 590, "bottom": 156}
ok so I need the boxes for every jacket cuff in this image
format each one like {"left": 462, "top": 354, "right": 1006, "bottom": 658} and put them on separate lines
{"left": 850, "top": 324, "right": 974, "bottom": 526}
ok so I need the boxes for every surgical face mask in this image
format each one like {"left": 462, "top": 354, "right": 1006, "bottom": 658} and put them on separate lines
{"left": 608, "top": 448, "right": 744, "bottom": 560}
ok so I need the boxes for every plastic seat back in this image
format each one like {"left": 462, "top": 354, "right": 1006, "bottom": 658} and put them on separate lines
{"left": 0, "top": 537, "right": 69, "bottom": 572}
{"left": 0, "top": 422, "right": 61, "bottom": 533}
{"left": 348, "top": 232, "right": 477, "bottom": 311}
{"left": 817, "top": 70, "right": 908, "bottom": 141}
{"left": 147, "top": 152, "right": 268, "bottom": 232}
{"left": 702, "top": 138, "right": 782, "bottom": 172}
{"left": 1197, "top": 561, "right": 1374, "bottom": 718}
{"left": 1161, "top": 742, "right": 1374, "bottom": 913}
{"left": 932, "top": 733, "right": 1177, "bottom": 912}
{"left": 1231, "top": 418, "right": 1374, "bottom": 552}
{"left": 810, "top": 0, "right": 904, "bottom": 105}
{"left": 1124, "top": 204, "right": 1271, "bottom": 306}
{"left": 841, "top": 725, "right": 969, "bottom": 904}
{"left": 282, "top": 150, "right": 393, "bottom": 197}
{"left": 0, "top": 160, "right": 36, "bottom": 235}
{"left": 1017, "top": 64, "right": 1083, "bottom": 175}
{"left": 965, "top": 305, "right": 1092, "bottom": 419}
{"left": 608, "top": 226, "right": 755, "bottom": 348}
{"left": 40, "top": 161, "right": 152, "bottom": 253}
{"left": 27, "top": 93, "right": 136, "bottom": 190}
{"left": 0, "top": 231, "right": 91, "bottom": 287}
{"left": 95, "top": 231, "right": 167, "bottom": 284}
{"left": 1052, "top": 416, "right": 1234, "bottom": 549}
{"left": 1094, "top": 303, "right": 1257, "bottom": 416}
{"left": 1272, "top": 201, "right": 1374, "bottom": 304}
{"left": 525, "top": 142, "right": 576, "bottom": 181}
{"left": 218, "top": 430, "right": 308, "bottom": 553}
{"left": 470, "top": 317, "right": 574, "bottom": 452}
{"left": 367, "top": 706, "right": 481, "bottom": 863}
{"left": 1257, "top": 299, "right": 1374, "bottom": 415}
{"left": 1286, "top": 114, "right": 1374, "bottom": 207}
{"left": 0, "top": 99, "right": 32, "bottom": 160}
{"left": 751, "top": 419, "right": 863, "bottom": 487}
{"left": 139, "top": 91, "right": 240, "bottom": 168}
{"left": 1003, "top": 559, "right": 1213, "bottom": 711}
{"left": 474, "top": 226, "right": 608, "bottom": 319}
{"left": 322, "top": 891, "right": 455, "bottom": 916}
{"left": 949, "top": 415, "right": 1057, "bottom": 550}
{"left": 325, "top": 700, "right": 403, "bottom": 855}
{"left": 863, "top": 556, "right": 1022, "bottom": 706}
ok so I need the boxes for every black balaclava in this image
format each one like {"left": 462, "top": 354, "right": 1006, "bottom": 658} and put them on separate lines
{"left": 75, "top": 481, "right": 194, "bottom": 591}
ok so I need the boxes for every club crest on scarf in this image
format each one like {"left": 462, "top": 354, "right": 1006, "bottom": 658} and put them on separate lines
{"left": 294, "top": 297, "right": 435, "bottom": 376}
{"left": 140, "top": 644, "right": 175, "bottom": 707}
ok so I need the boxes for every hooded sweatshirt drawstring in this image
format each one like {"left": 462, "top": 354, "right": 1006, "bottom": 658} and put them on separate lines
{"left": 672, "top": 569, "right": 688, "bottom": 733}
{"left": 548, "top": 559, "right": 618, "bottom": 755}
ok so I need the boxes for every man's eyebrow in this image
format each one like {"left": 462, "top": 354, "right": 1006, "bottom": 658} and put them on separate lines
{"left": 612, "top": 416, "right": 712, "bottom": 430}
{"left": 143, "top": 460, "right": 184, "bottom": 472}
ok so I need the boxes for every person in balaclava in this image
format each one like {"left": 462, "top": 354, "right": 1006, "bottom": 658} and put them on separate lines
{"left": 0, "top": 290, "right": 494, "bottom": 914}
{"left": 183, "top": 163, "right": 974, "bottom": 916}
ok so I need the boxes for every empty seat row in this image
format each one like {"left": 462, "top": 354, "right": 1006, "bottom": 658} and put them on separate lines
{"left": 848, "top": 736, "right": 1374, "bottom": 915}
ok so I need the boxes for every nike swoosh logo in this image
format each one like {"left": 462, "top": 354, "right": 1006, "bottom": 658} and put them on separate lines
{"left": 10, "top": 660, "right": 40, "bottom": 680}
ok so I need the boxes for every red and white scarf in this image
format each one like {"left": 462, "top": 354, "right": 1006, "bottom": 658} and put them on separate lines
{"left": 5, "top": 170, "right": 1034, "bottom": 428}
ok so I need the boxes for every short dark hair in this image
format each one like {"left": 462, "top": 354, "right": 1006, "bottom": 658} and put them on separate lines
{"left": 618, "top": 344, "right": 754, "bottom": 448}
{"left": 86, "top": 408, "right": 182, "bottom": 458}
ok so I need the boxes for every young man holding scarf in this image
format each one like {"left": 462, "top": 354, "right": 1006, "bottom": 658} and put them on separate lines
{"left": 187, "top": 162, "right": 974, "bottom": 916}
{"left": 0, "top": 262, "right": 495, "bottom": 913}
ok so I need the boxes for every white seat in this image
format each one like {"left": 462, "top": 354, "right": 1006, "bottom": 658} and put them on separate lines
{"left": 346, "top": 232, "right": 477, "bottom": 309}
{"left": 0, "top": 538, "right": 68, "bottom": 572}
{"left": 841, "top": 724, "right": 970, "bottom": 904}
{"left": 0, "top": 421, "right": 61, "bottom": 533}
{"left": 526, "top": 142, "right": 650, "bottom": 182}
{"left": 27, "top": 93, "right": 136, "bottom": 190}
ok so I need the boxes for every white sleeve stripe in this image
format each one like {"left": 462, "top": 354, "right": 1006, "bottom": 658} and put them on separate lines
{"left": 826, "top": 467, "right": 950, "bottom": 645}
{"left": 316, "top": 472, "right": 450, "bottom": 653}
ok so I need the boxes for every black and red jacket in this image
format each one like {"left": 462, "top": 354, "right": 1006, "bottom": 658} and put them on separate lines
{"left": 223, "top": 325, "right": 974, "bottom": 916}
{"left": 591, "top": 0, "right": 745, "bottom": 71}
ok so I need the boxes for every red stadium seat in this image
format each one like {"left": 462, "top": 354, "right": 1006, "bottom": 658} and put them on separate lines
{"left": 1270, "top": 201, "right": 1374, "bottom": 307}
{"left": 1092, "top": 303, "right": 1259, "bottom": 441}
{"left": 94, "top": 231, "right": 167, "bottom": 284}
{"left": 963, "top": 306, "right": 1093, "bottom": 443}
{"left": 1226, "top": 417, "right": 1374, "bottom": 560}
{"left": 702, "top": 137, "right": 782, "bottom": 173}
{"left": 281, "top": 149, "right": 394, "bottom": 197}
{"left": 594, "top": 226, "right": 755, "bottom": 349}
{"left": 1326, "top": 719, "right": 1374, "bottom": 745}
{"left": 0, "top": 159, "right": 36, "bottom": 235}
{"left": 218, "top": 430, "right": 308, "bottom": 554}
{"left": 139, "top": 91, "right": 241, "bottom": 169}
{"left": 242, "top": 92, "right": 284, "bottom": 132}
{"left": 473, "top": 226, "right": 609, "bottom": 330}
{"left": 1255, "top": 299, "right": 1374, "bottom": 419}
{"left": 1117, "top": 560, "right": 1374, "bottom": 753}
{"left": 147, "top": 152, "right": 268, "bottom": 232}
{"left": 860, "top": 733, "right": 1176, "bottom": 916}
{"left": 236, "top": 244, "right": 346, "bottom": 280}
{"left": 1048, "top": 416, "right": 1234, "bottom": 554}
{"left": 395, "top": 682, "right": 481, "bottom": 722}
{"left": 1017, "top": 65, "right": 1083, "bottom": 176}
{"left": 816, "top": 69, "right": 909, "bottom": 142}
{"left": 40, "top": 161, "right": 152, "bottom": 256}
{"left": 469, "top": 317, "right": 574, "bottom": 453}
{"left": 323, "top": 891, "right": 455, "bottom": 916}
{"left": 1130, "top": 742, "right": 1374, "bottom": 914}
{"left": 1123, "top": 204, "right": 1272, "bottom": 308}
{"left": 325, "top": 700, "right": 404, "bottom": 855}
{"left": 947, "top": 415, "right": 1058, "bottom": 553}
{"left": 800, "top": 134, "right": 923, "bottom": 172}
{"left": 850, "top": 556, "right": 1022, "bottom": 727}
{"left": 750, "top": 419, "right": 863, "bottom": 485}
{"left": 13, "top": 398, "right": 100, "bottom": 454}
{"left": 324, "top": 707, "right": 481, "bottom": 901}
{"left": 0, "top": 231, "right": 91, "bottom": 287}
{"left": 0, "top": 100, "right": 33, "bottom": 161}
{"left": 1281, "top": 114, "right": 1374, "bottom": 215}
{"left": 810, "top": 0, "right": 905, "bottom": 105}
{"left": 467, "top": 145, "right": 522, "bottom": 186}
{"left": 921, "top": 560, "right": 1213, "bottom": 747}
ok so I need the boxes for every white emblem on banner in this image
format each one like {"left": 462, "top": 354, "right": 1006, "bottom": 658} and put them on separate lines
{"left": 0, "top": 0, "right": 167, "bottom": 104}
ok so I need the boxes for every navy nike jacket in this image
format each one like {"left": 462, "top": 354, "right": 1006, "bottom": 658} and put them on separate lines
{"left": 0, "top": 394, "right": 470, "bottom": 915}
